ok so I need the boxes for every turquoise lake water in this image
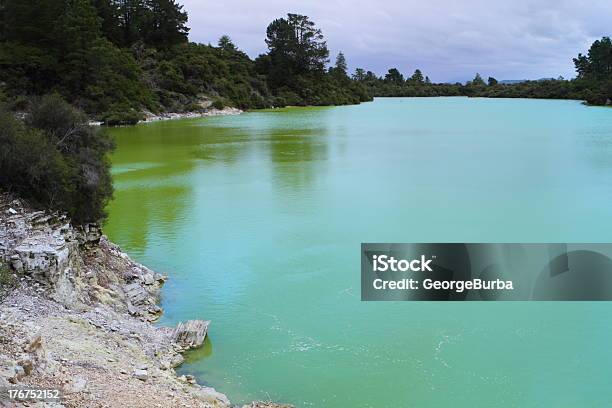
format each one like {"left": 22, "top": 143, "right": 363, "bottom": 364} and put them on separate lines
{"left": 105, "top": 97, "right": 612, "bottom": 407}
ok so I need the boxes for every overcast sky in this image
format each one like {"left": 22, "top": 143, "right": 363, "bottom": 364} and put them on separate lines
{"left": 181, "top": 0, "right": 611, "bottom": 82}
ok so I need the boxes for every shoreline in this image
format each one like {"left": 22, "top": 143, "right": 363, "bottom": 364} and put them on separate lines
{"left": 0, "top": 194, "right": 289, "bottom": 408}
{"left": 87, "top": 96, "right": 597, "bottom": 128}
{"left": 140, "top": 107, "right": 244, "bottom": 124}
{"left": 88, "top": 107, "right": 244, "bottom": 127}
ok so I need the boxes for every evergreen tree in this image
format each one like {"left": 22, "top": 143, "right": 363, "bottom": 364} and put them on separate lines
{"left": 264, "top": 13, "right": 329, "bottom": 89}
{"left": 385, "top": 68, "right": 403, "bottom": 83}
{"left": 364, "top": 71, "right": 378, "bottom": 81}
{"left": 353, "top": 68, "right": 366, "bottom": 81}
{"left": 335, "top": 52, "right": 347, "bottom": 75}
{"left": 141, "top": 0, "right": 189, "bottom": 48}
{"left": 115, "top": 0, "right": 145, "bottom": 46}
{"left": 470, "top": 73, "right": 486, "bottom": 86}
{"left": 410, "top": 69, "right": 424, "bottom": 84}
{"left": 55, "top": 0, "right": 103, "bottom": 93}
{"left": 92, "top": 0, "right": 122, "bottom": 45}
{"left": 0, "top": 0, "right": 63, "bottom": 46}
{"left": 574, "top": 37, "right": 612, "bottom": 81}
{"left": 218, "top": 35, "right": 237, "bottom": 52}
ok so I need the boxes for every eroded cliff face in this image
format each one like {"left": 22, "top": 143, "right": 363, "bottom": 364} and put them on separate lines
{"left": 0, "top": 195, "right": 164, "bottom": 319}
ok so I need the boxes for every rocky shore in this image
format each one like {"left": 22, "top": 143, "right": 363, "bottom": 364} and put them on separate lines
{"left": 140, "top": 107, "right": 243, "bottom": 123}
{"left": 88, "top": 107, "right": 243, "bottom": 126}
{"left": 0, "top": 194, "right": 289, "bottom": 408}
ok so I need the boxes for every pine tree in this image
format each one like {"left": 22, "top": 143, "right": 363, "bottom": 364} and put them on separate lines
{"left": 410, "top": 69, "right": 424, "bottom": 84}
{"left": 335, "top": 52, "right": 347, "bottom": 75}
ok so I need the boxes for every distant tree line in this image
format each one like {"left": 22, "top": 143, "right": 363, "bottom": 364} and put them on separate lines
{"left": 0, "top": 1, "right": 371, "bottom": 124}
{"left": 354, "top": 37, "right": 612, "bottom": 105}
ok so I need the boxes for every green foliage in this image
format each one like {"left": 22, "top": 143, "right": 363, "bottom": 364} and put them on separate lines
{"left": 0, "top": 95, "right": 114, "bottom": 224}
{"left": 335, "top": 52, "right": 348, "bottom": 75}
{"left": 385, "top": 68, "right": 404, "bottom": 84}
{"left": 0, "top": 4, "right": 370, "bottom": 118}
{"left": 574, "top": 37, "right": 612, "bottom": 81}
{"left": 100, "top": 103, "right": 144, "bottom": 126}
{"left": 218, "top": 35, "right": 237, "bottom": 52}
{"left": 353, "top": 68, "right": 366, "bottom": 82}
{"left": 358, "top": 37, "right": 612, "bottom": 106}
{"left": 0, "top": 261, "right": 16, "bottom": 299}
{"left": 470, "top": 73, "right": 486, "bottom": 86}
{"left": 264, "top": 13, "right": 329, "bottom": 88}
{"left": 409, "top": 69, "right": 424, "bottom": 84}
{"left": 358, "top": 66, "right": 602, "bottom": 105}
{"left": 93, "top": 0, "right": 189, "bottom": 48}
{"left": 570, "top": 37, "right": 612, "bottom": 105}
{"left": 83, "top": 40, "right": 156, "bottom": 115}
{"left": 0, "top": 0, "right": 155, "bottom": 119}
{"left": 211, "top": 98, "right": 226, "bottom": 109}
{"left": 254, "top": 13, "right": 368, "bottom": 106}
{"left": 146, "top": 42, "right": 274, "bottom": 110}
{"left": 3, "top": 1, "right": 612, "bottom": 119}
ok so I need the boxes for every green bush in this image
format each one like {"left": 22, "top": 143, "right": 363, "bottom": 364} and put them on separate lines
{"left": 0, "top": 262, "right": 16, "bottom": 299}
{"left": 211, "top": 98, "right": 225, "bottom": 109}
{"left": 101, "top": 104, "right": 144, "bottom": 126}
{"left": 183, "top": 101, "right": 204, "bottom": 112}
{"left": 0, "top": 95, "right": 115, "bottom": 224}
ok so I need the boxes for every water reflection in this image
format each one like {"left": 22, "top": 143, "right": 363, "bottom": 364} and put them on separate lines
{"left": 183, "top": 336, "right": 214, "bottom": 363}
{"left": 103, "top": 121, "right": 201, "bottom": 255}
{"left": 266, "top": 127, "right": 329, "bottom": 191}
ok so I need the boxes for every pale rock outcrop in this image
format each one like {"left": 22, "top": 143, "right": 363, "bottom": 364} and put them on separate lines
{"left": 140, "top": 106, "right": 243, "bottom": 124}
{"left": 0, "top": 194, "right": 164, "bottom": 319}
{"left": 172, "top": 319, "right": 210, "bottom": 350}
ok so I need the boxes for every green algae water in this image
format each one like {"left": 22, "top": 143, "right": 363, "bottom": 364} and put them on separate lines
{"left": 104, "top": 98, "right": 612, "bottom": 407}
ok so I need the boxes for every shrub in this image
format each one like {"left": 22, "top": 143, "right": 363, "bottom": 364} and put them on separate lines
{"left": 101, "top": 104, "right": 144, "bottom": 126}
{"left": 0, "top": 262, "right": 16, "bottom": 299}
{"left": 184, "top": 101, "right": 203, "bottom": 112}
{"left": 211, "top": 98, "right": 225, "bottom": 109}
{"left": 0, "top": 95, "right": 115, "bottom": 224}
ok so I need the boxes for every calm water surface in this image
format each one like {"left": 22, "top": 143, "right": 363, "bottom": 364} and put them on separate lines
{"left": 105, "top": 98, "right": 612, "bottom": 407}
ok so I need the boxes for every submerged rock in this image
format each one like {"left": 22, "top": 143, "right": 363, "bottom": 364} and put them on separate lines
{"left": 171, "top": 320, "right": 210, "bottom": 350}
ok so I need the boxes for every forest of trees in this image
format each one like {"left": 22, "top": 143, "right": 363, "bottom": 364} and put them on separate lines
{"left": 0, "top": 2, "right": 371, "bottom": 125}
